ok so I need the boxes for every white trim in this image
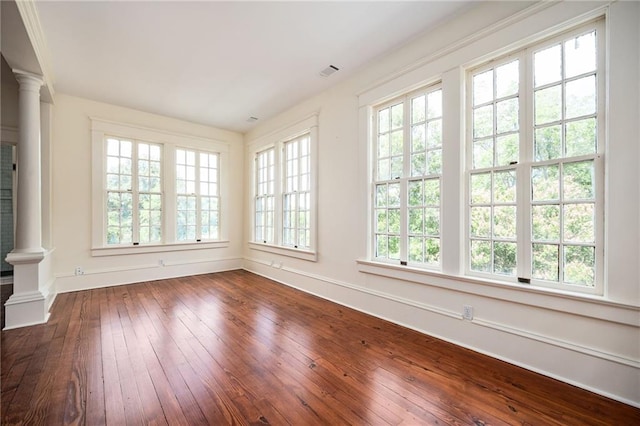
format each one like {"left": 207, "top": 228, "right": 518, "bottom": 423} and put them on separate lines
{"left": 248, "top": 114, "right": 319, "bottom": 259}
{"left": 358, "top": 2, "right": 609, "bottom": 107}
{"left": 1, "top": 126, "right": 19, "bottom": 144}
{"left": 91, "top": 118, "right": 231, "bottom": 250}
{"left": 472, "top": 317, "right": 639, "bottom": 369}
{"left": 356, "top": 259, "right": 639, "bottom": 326}
{"left": 14, "top": 0, "right": 55, "bottom": 102}
{"left": 248, "top": 242, "right": 317, "bottom": 262}
{"left": 92, "top": 240, "right": 230, "bottom": 257}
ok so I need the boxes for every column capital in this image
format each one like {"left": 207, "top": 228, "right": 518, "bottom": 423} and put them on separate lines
{"left": 12, "top": 69, "right": 44, "bottom": 88}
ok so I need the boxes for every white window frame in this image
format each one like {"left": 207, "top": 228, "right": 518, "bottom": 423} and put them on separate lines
{"left": 465, "top": 19, "right": 605, "bottom": 294}
{"left": 371, "top": 83, "right": 444, "bottom": 270}
{"left": 358, "top": 6, "right": 608, "bottom": 298}
{"left": 176, "top": 148, "right": 221, "bottom": 242}
{"left": 248, "top": 114, "right": 318, "bottom": 261}
{"left": 91, "top": 118, "right": 230, "bottom": 256}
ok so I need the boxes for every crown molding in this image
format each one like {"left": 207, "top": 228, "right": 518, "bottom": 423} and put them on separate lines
{"left": 14, "top": 0, "right": 55, "bottom": 103}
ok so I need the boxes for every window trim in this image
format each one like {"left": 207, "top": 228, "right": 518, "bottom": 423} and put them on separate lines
{"left": 91, "top": 117, "right": 230, "bottom": 256}
{"left": 464, "top": 19, "right": 605, "bottom": 294}
{"left": 247, "top": 113, "right": 319, "bottom": 261}
{"left": 371, "top": 83, "right": 444, "bottom": 269}
{"left": 359, "top": 5, "right": 609, "bottom": 299}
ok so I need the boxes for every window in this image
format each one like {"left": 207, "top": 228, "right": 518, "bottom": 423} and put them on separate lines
{"left": 106, "top": 137, "right": 162, "bottom": 245}
{"left": 92, "top": 118, "right": 230, "bottom": 255}
{"left": 282, "top": 135, "right": 311, "bottom": 249}
{"left": 176, "top": 149, "right": 220, "bottom": 242}
{"left": 248, "top": 114, "right": 318, "bottom": 261}
{"left": 467, "top": 21, "right": 603, "bottom": 289}
{"left": 254, "top": 148, "right": 275, "bottom": 244}
{"left": 373, "top": 84, "right": 443, "bottom": 268}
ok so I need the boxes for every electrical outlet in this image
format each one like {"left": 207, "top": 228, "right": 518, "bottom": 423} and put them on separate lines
{"left": 75, "top": 267, "right": 84, "bottom": 276}
{"left": 463, "top": 305, "right": 473, "bottom": 321}
{"left": 159, "top": 259, "right": 165, "bottom": 266}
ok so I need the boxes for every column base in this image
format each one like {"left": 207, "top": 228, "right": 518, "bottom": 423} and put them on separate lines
{"left": 4, "top": 249, "right": 55, "bottom": 330}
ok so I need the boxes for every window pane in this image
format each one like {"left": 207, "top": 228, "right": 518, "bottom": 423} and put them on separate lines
{"left": 412, "top": 95, "right": 426, "bottom": 124}
{"left": 426, "top": 119, "right": 442, "bottom": 148}
{"left": 496, "top": 98, "right": 519, "bottom": 134}
{"left": 473, "top": 139, "right": 493, "bottom": 169}
{"left": 532, "top": 244, "right": 559, "bottom": 281}
{"left": 470, "top": 240, "right": 491, "bottom": 272}
{"left": 408, "top": 208, "right": 423, "bottom": 234}
{"left": 534, "top": 44, "right": 562, "bottom": 87}
{"left": 470, "top": 207, "right": 491, "bottom": 237}
{"left": 532, "top": 205, "right": 560, "bottom": 241}
{"left": 424, "top": 179, "right": 439, "bottom": 206}
{"left": 471, "top": 173, "right": 491, "bottom": 204}
{"left": 496, "top": 60, "right": 519, "bottom": 98}
{"left": 493, "top": 206, "right": 516, "bottom": 239}
{"left": 391, "top": 104, "right": 403, "bottom": 129}
{"left": 378, "top": 108, "right": 390, "bottom": 133}
{"left": 564, "top": 203, "right": 594, "bottom": 243}
{"left": 535, "top": 85, "right": 562, "bottom": 125}
{"left": 427, "top": 90, "right": 442, "bottom": 119}
{"left": 532, "top": 165, "right": 559, "bottom": 201}
{"left": 496, "top": 134, "right": 518, "bottom": 166}
{"left": 425, "top": 238, "right": 440, "bottom": 265}
{"left": 409, "top": 236, "right": 424, "bottom": 263}
{"left": 565, "top": 118, "right": 596, "bottom": 157}
{"left": 408, "top": 181, "right": 423, "bottom": 206}
{"left": 493, "top": 170, "right": 516, "bottom": 203}
{"left": 564, "top": 245, "right": 595, "bottom": 286}
{"left": 565, "top": 31, "right": 596, "bottom": 78}
{"left": 534, "top": 125, "right": 561, "bottom": 161}
{"left": 473, "top": 70, "right": 493, "bottom": 106}
{"left": 565, "top": 75, "right": 596, "bottom": 119}
{"left": 563, "top": 161, "right": 594, "bottom": 200}
{"left": 411, "top": 125, "right": 425, "bottom": 152}
{"left": 424, "top": 208, "right": 439, "bottom": 236}
{"left": 473, "top": 105, "right": 493, "bottom": 138}
{"left": 494, "top": 242, "right": 516, "bottom": 275}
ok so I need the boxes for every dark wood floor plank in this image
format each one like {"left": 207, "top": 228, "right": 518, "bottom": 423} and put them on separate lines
{"left": 2, "top": 270, "right": 639, "bottom": 425}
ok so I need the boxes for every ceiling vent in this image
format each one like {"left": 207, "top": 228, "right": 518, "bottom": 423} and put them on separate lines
{"left": 247, "top": 116, "right": 259, "bottom": 123}
{"left": 319, "top": 65, "right": 339, "bottom": 77}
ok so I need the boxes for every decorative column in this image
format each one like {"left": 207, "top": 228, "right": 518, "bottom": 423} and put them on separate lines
{"left": 4, "top": 70, "right": 52, "bottom": 329}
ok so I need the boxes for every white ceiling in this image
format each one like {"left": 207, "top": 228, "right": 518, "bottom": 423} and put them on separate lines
{"left": 36, "top": 1, "right": 474, "bottom": 133}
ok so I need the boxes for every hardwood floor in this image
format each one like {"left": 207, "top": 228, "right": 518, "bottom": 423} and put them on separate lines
{"left": 2, "top": 270, "right": 638, "bottom": 425}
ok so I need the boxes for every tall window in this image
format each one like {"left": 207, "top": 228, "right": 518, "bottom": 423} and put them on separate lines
{"left": 467, "top": 22, "right": 603, "bottom": 289}
{"left": 250, "top": 120, "right": 317, "bottom": 260}
{"left": 176, "top": 149, "right": 220, "bottom": 241}
{"left": 106, "top": 137, "right": 162, "bottom": 245}
{"left": 255, "top": 148, "right": 275, "bottom": 244}
{"left": 283, "top": 135, "right": 311, "bottom": 249}
{"left": 373, "top": 85, "right": 443, "bottom": 267}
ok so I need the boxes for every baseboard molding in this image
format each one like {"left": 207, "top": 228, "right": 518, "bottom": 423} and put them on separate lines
{"left": 242, "top": 257, "right": 640, "bottom": 408}
{"left": 55, "top": 257, "right": 243, "bottom": 293}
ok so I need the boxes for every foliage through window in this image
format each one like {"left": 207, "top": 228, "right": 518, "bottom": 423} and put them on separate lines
{"left": 176, "top": 149, "right": 220, "bottom": 241}
{"left": 283, "top": 135, "right": 311, "bottom": 249}
{"left": 373, "top": 85, "right": 443, "bottom": 267}
{"left": 254, "top": 148, "right": 275, "bottom": 244}
{"left": 468, "top": 23, "right": 603, "bottom": 288}
{"left": 106, "top": 137, "right": 162, "bottom": 245}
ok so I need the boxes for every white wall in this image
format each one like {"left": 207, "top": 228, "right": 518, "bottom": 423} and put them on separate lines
{"left": 51, "top": 94, "right": 245, "bottom": 292}
{"left": 243, "top": 1, "right": 640, "bottom": 406}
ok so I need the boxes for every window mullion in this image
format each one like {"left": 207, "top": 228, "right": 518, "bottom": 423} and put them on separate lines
{"left": 132, "top": 141, "right": 140, "bottom": 244}
{"left": 518, "top": 50, "right": 533, "bottom": 280}
{"left": 400, "top": 95, "right": 411, "bottom": 263}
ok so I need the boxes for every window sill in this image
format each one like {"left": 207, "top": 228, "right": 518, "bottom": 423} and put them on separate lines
{"left": 248, "top": 242, "right": 317, "bottom": 262}
{"left": 356, "top": 259, "right": 639, "bottom": 326}
{"left": 92, "top": 240, "right": 230, "bottom": 257}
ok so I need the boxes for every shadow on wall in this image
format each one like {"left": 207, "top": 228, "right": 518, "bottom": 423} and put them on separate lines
{"left": 1, "top": 283, "right": 12, "bottom": 329}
